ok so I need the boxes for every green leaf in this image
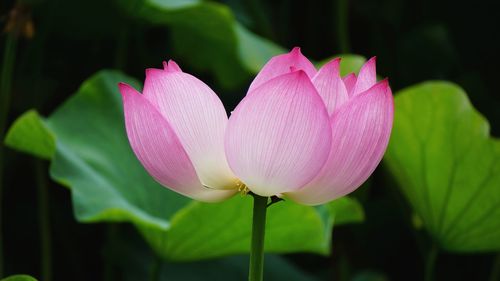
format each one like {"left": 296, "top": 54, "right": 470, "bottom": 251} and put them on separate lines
{"left": 4, "top": 110, "right": 55, "bottom": 160}
{"left": 107, "top": 226, "right": 319, "bottom": 281}
{"left": 5, "top": 70, "right": 363, "bottom": 260}
{"left": 7, "top": 70, "right": 190, "bottom": 230}
{"left": 328, "top": 196, "right": 365, "bottom": 226}
{"left": 142, "top": 196, "right": 363, "bottom": 261}
{"left": 384, "top": 81, "right": 500, "bottom": 252}
{"left": 115, "top": 0, "right": 284, "bottom": 89}
{"left": 1, "top": 275, "right": 38, "bottom": 281}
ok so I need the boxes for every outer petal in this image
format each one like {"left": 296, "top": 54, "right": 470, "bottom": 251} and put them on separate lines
{"left": 287, "top": 80, "right": 393, "bottom": 205}
{"left": 143, "top": 66, "right": 236, "bottom": 190}
{"left": 352, "top": 56, "right": 377, "bottom": 96}
{"left": 312, "top": 58, "right": 349, "bottom": 115}
{"left": 248, "top": 47, "right": 317, "bottom": 93}
{"left": 343, "top": 73, "right": 357, "bottom": 96}
{"left": 119, "top": 83, "right": 235, "bottom": 202}
{"left": 225, "top": 71, "right": 332, "bottom": 196}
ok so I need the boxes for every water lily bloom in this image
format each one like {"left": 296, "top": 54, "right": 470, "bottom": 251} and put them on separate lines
{"left": 119, "top": 48, "right": 393, "bottom": 205}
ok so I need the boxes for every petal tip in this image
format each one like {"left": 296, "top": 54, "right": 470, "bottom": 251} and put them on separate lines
{"left": 379, "top": 77, "right": 389, "bottom": 87}
{"left": 291, "top": 46, "right": 301, "bottom": 55}
{"left": 164, "top": 59, "right": 182, "bottom": 72}
{"left": 346, "top": 72, "right": 357, "bottom": 78}
{"left": 371, "top": 79, "right": 388, "bottom": 91}
{"left": 247, "top": 46, "right": 316, "bottom": 93}
{"left": 359, "top": 56, "right": 377, "bottom": 72}
{"left": 366, "top": 56, "right": 377, "bottom": 69}
{"left": 118, "top": 82, "right": 136, "bottom": 97}
{"left": 361, "top": 79, "right": 391, "bottom": 98}
{"left": 321, "top": 57, "right": 341, "bottom": 71}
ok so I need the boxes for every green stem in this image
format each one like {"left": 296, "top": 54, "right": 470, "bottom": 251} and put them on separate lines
{"left": 424, "top": 244, "right": 439, "bottom": 281}
{"left": 36, "top": 160, "right": 52, "bottom": 281}
{"left": 0, "top": 31, "right": 18, "bottom": 278}
{"left": 249, "top": 195, "right": 268, "bottom": 281}
{"left": 336, "top": 0, "right": 350, "bottom": 53}
{"left": 489, "top": 252, "right": 500, "bottom": 281}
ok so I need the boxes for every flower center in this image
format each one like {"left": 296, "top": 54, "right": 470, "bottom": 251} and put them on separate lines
{"left": 202, "top": 179, "right": 250, "bottom": 195}
{"left": 236, "top": 180, "right": 250, "bottom": 195}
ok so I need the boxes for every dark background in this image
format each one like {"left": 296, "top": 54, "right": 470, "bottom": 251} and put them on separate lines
{"left": 1, "top": 0, "right": 499, "bottom": 280}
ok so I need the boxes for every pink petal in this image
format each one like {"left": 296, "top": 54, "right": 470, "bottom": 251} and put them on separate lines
{"left": 286, "top": 80, "right": 394, "bottom": 205}
{"left": 119, "top": 83, "right": 235, "bottom": 202}
{"left": 312, "top": 58, "right": 349, "bottom": 115}
{"left": 162, "top": 59, "right": 182, "bottom": 72}
{"left": 248, "top": 47, "right": 317, "bottom": 93}
{"left": 142, "top": 66, "right": 237, "bottom": 190}
{"left": 352, "top": 56, "right": 377, "bottom": 96}
{"left": 225, "top": 71, "right": 332, "bottom": 196}
{"left": 343, "top": 73, "right": 357, "bottom": 96}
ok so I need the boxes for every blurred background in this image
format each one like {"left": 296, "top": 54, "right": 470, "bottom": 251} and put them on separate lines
{"left": 1, "top": 0, "right": 499, "bottom": 280}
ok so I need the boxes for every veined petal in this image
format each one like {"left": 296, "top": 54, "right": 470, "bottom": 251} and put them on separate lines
{"left": 343, "top": 73, "right": 357, "bottom": 96}
{"left": 119, "top": 83, "right": 235, "bottom": 202}
{"left": 352, "top": 56, "right": 377, "bottom": 96}
{"left": 248, "top": 47, "right": 317, "bottom": 93}
{"left": 142, "top": 67, "right": 237, "bottom": 190}
{"left": 313, "top": 58, "right": 349, "bottom": 115}
{"left": 287, "top": 80, "right": 393, "bottom": 205}
{"left": 225, "top": 71, "right": 332, "bottom": 196}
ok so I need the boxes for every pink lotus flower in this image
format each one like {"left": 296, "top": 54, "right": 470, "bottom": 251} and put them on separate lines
{"left": 118, "top": 48, "right": 393, "bottom": 205}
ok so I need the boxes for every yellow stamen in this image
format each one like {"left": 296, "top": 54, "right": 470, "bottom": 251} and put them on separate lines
{"left": 236, "top": 180, "right": 250, "bottom": 196}
{"left": 204, "top": 179, "right": 250, "bottom": 196}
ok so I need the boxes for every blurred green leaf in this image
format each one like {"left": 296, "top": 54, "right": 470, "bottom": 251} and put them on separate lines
{"left": 328, "top": 196, "right": 365, "bottom": 226}
{"left": 0, "top": 275, "right": 37, "bottom": 281}
{"left": 384, "top": 81, "right": 500, "bottom": 252}
{"left": 338, "top": 55, "right": 367, "bottom": 76}
{"left": 115, "top": 0, "right": 284, "bottom": 89}
{"left": 4, "top": 110, "right": 55, "bottom": 160}
{"left": 5, "top": 70, "right": 363, "bottom": 260}
{"left": 317, "top": 54, "right": 366, "bottom": 76}
{"left": 235, "top": 23, "right": 284, "bottom": 73}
